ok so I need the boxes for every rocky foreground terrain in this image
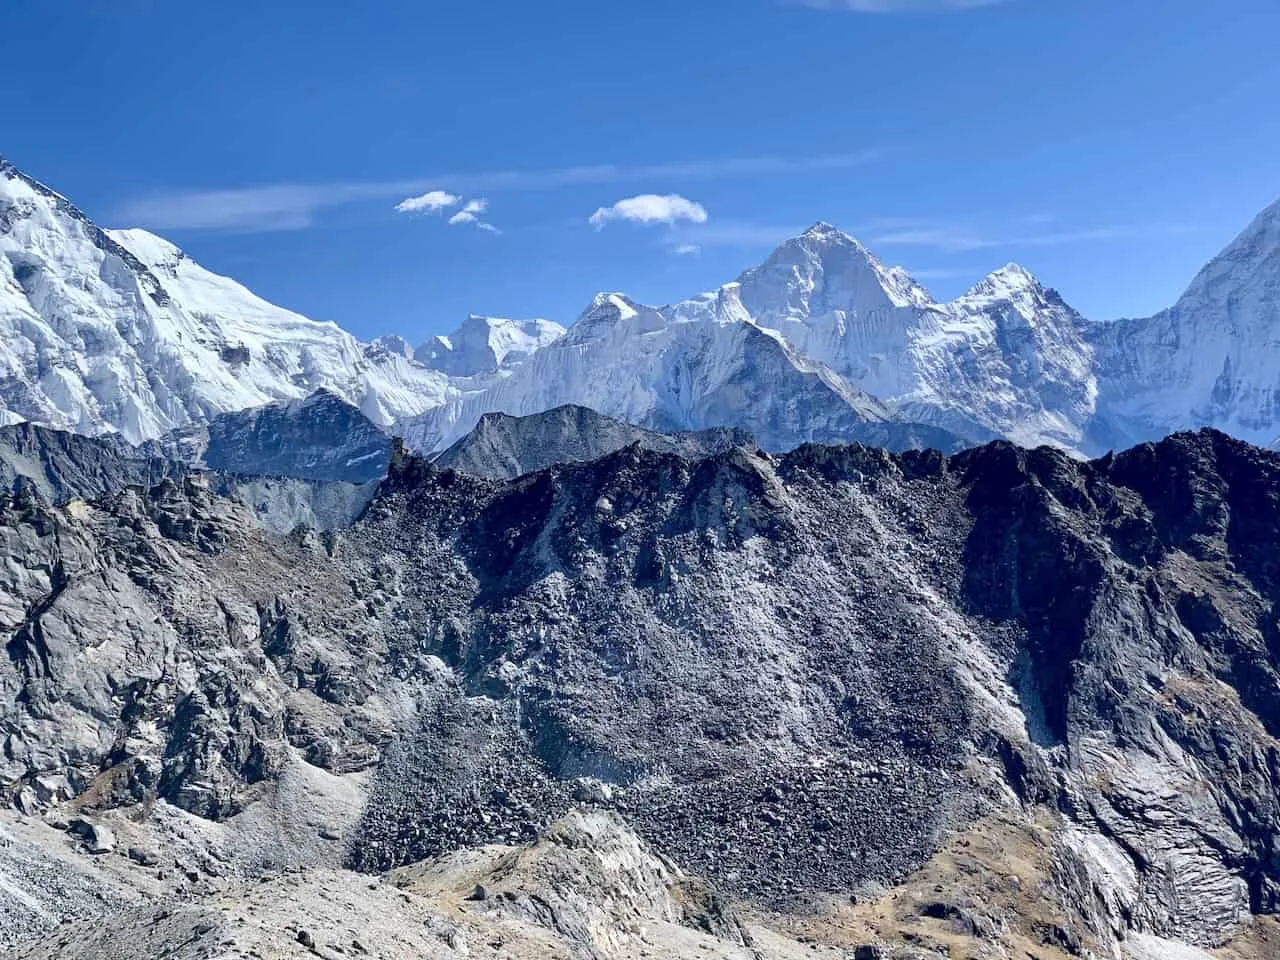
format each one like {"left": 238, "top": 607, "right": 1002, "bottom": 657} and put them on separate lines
{"left": 4, "top": 423, "right": 1280, "bottom": 957}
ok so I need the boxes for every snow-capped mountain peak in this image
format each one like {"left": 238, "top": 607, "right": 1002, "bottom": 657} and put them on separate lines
{"left": 1173, "top": 195, "right": 1280, "bottom": 308}
{"left": 798, "top": 220, "right": 847, "bottom": 241}
{"left": 416, "top": 313, "right": 566, "bottom": 377}
{"left": 365, "top": 334, "right": 418, "bottom": 361}
{"left": 108, "top": 227, "right": 184, "bottom": 273}
{"left": 567, "top": 293, "right": 665, "bottom": 341}
{"left": 0, "top": 158, "right": 450, "bottom": 443}
{"left": 962, "top": 262, "right": 1042, "bottom": 301}
{"left": 5, "top": 156, "right": 1280, "bottom": 463}
{"left": 951, "top": 263, "right": 1079, "bottom": 332}
{"left": 735, "top": 222, "right": 934, "bottom": 320}
{"left": 1086, "top": 194, "right": 1280, "bottom": 451}
{"left": 581, "top": 292, "right": 639, "bottom": 323}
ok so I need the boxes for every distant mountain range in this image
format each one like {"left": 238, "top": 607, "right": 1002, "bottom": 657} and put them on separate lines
{"left": 2, "top": 153, "right": 1278, "bottom": 457}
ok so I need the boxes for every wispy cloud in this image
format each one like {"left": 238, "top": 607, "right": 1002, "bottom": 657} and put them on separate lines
{"left": 589, "top": 194, "right": 709, "bottom": 230}
{"left": 797, "top": 0, "right": 1011, "bottom": 11}
{"left": 114, "top": 150, "right": 882, "bottom": 232}
{"left": 660, "top": 214, "right": 1192, "bottom": 264}
{"left": 447, "top": 198, "right": 499, "bottom": 233}
{"left": 866, "top": 219, "right": 1194, "bottom": 253}
{"left": 672, "top": 243, "right": 702, "bottom": 256}
{"left": 395, "top": 190, "right": 459, "bottom": 214}
{"left": 114, "top": 185, "right": 341, "bottom": 232}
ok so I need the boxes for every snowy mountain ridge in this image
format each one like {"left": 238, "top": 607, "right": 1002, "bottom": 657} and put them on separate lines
{"left": 415, "top": 313, "right": 566, "bottom": 377}
{"left": 2, "top": 154, "right": 1278, "bottom": 456}
{"left": 0, "top": 155, "right": 456, "bottom": 443}
{"left": 1087, "top": 196, "right": 1280, "bottom": 450}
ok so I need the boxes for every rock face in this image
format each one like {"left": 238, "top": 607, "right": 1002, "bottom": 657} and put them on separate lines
{"left": 434, "top": 404, "right": 756, "bottom": 480}
{"left": 0, "top": 421, "right": 184, "bottom": 503}
{"left": 5, "top": 426, "right": 1280, "bottom": 956}
{"left": 0, "top": 473, "right": 394, "bottom": 825}
{"left": 6, "top": 810, "right": 806, "bottom": 960}
{"left": 344, "top": 429, "right": 1280, "bottom": 950}
{"left": 153, "top": 388, "right": 393, "bottom": 484}
{"left": 0, "top": 416, "right": 376, "bottom": 534}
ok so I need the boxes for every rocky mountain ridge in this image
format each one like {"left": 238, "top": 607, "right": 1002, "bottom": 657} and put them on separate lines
{"left": 3, "top": 424, "right": 1280, "bottom": 957}
{"left": 432, "top": 403, "right": 757, "bottom": 480}
{"left": 150, "top": 387, "right": 393, "bottom": 484}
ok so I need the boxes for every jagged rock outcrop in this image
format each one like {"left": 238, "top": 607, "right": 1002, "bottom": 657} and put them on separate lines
{"left": 0, "top": 421, "right": 184, "bottom": 503}
{"left": 434, "top": 403, "right": 756, "bottom": 480}
{"left": 152, "top": 388, "right": 393, "bottom": 484}
{"left": 0, "top": 474, "right": 395, "bottom": 824}
{"left": 353, "top": 428, "right": 1280, "bottom": 953}
{"left": 0, "top": 417, "right": 376, "bottom": 533}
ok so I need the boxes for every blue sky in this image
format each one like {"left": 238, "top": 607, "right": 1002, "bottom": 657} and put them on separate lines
{"left": 5, "top": 0, "right": 1279, "bottom": 342}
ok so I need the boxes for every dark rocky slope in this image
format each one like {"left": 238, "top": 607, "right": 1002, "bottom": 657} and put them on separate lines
{"left": 433, "top": 403, "right": 755, "bottom": 480}
{"left": 153, "top": 388, "right": 393, "bottom": 484}
{"left": 0, "top": 421, "right": 185, "bottom": 503}
{"left": 3, "top": 428, "right": 1280, "bottom": 956}
{"left": 0, "top": 416, "right": 378, "bottom": 532}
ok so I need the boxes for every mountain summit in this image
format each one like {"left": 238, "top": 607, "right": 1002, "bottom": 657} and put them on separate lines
{"left": 1088, "top": 196, "right": 1280, "bottom": 451}
{"left": 0, "top": 160, "right": 451, "bottom": 443}
{"left": 416, "top": 314, "right": 566, "bottom": 377}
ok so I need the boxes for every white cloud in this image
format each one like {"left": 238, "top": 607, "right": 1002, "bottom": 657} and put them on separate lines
{"left": 395, "top": 190, "right": 459, "bottom": 214}
{"left": 447, "top": 198, "right": 487, "bottom": 225}
{"left": 672, "top": 243, "right": 701, "bottom": 256}
{"left": 589, "top": 194, "right": 709, "bottom": 230}
{"left": 798, "top": 0, "right": 1010, "bottom": 11}
{"left": 115, "top": 151, "right": 880, "bottom": 232}
{"left": 447, "top": 198, "right": 500, "bottom": 233}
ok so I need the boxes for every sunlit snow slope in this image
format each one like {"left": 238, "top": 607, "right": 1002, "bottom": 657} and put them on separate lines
{"left": 3, "top": 154, "right": 1278, "bottom": 457}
